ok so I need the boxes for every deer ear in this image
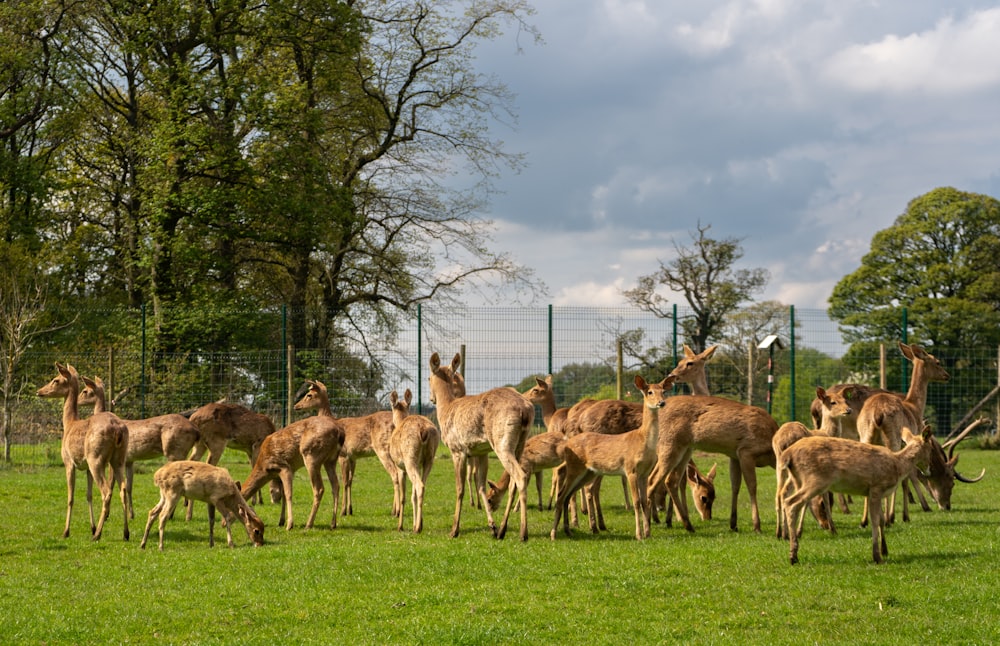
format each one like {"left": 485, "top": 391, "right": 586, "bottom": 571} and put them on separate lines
{"left": 389, "top": 391, "right": 398, "bottom": 405}
{"left": 450, "top": 353, "right": 462, "bottom": 372}
{"left": 404, "top": 389, "right": 413, "bottom": 405}
{"left": 536, "top": 376, "right": 546, "bottom": 388}
{"left": 703, "top": 345, "right": 718, "bottom": 359}
{"left": 683, "top": 345, "right": 695, "bottom": 358}
{"left": 815, "top": 386, "right": 826, "bottom": 399}
{"left": 634, "top": 374, "right": 647, "bottom": 390}
{"left": 430, "top": 353, "right": 441, "bottom": 370}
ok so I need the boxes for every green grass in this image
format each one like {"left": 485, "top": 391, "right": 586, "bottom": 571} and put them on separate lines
{"left": 1, "top": 446, "right": 999, "bottom": 645}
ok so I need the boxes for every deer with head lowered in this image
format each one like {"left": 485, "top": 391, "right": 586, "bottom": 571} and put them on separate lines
{"left": 551, "top": 374, "right": 672, "bottom": 541}
{"left": 78, "top": 376, "right": 199, "bottom": 520}
{"left": 37, "top": 363, "right": 130, "bottom": 541}
{"left": 388, "top": 388, "right": 440, "bottom": 533}
{"left": 856, "top": 342, "right": 949, "bottom": 525}
{"left": 240, "top": 380, "right": 345, "bottom": 530}
{"left": 779, "top": 423, "right": 934, "bottom": 564}
{"left": 428, "top": 352, "right": 535, "bottom": 541}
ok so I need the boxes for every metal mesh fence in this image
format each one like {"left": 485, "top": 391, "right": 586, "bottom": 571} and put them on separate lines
{"left": 5, "top": 305, "right": 999, "bottom": 464}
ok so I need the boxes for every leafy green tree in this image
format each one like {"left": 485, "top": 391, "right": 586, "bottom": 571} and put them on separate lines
{"left": 624, "top": 222, "right": 769, "bottom": 353}
{"left": 829, "top": 187, "right": 1000, "bottom": 430}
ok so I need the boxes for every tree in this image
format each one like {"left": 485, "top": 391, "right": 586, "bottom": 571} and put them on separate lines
{"left": 623, "top": 222, "right": 770, "bottom": 352}
{"left": 829, "top": 187, "right": 1000, "bottom": 431}
{"left": 0, "top": 242, "right": 68, "bottom": 460}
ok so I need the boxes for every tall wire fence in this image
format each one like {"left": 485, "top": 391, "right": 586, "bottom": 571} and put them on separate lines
{"left": 5, "top": 305, "right": 999, "bottom": 465}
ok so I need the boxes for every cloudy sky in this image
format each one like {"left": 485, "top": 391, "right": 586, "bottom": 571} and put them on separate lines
{"left": 467, "top": 0, "right": 1000, "bottom": 310}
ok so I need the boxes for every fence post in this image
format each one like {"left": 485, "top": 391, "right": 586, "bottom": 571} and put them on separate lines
{"left": 547, "top": 304, "right": 553, "bottom": 377}
{"left": 616, "top": 339, "right": 624, "bottom": 400}
{"left": 286, "top": 344, "right": 294, "bottom": 427}
{"left": 417, "top": 303, "right": 423, "bottom": 415}
{"left": 282, "top": 305, "right": 288, "bottom": 425}
{"left": 788, "top": 305, "right": 796, "bottom": 421}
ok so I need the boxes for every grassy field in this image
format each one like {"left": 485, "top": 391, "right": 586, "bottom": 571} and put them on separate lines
{"left": 1, "top": 444, "right": 998, "bottom": 645}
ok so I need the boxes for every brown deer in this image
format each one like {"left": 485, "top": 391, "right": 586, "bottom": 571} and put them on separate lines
{"left": 856, "top": 342, "right": 949, "bottom": 525}
{"left": 779, "top": 424, "right": 934, "bottom": 564}
{"left": 686, "top": 460, "right": 717, "bottom": 521}
{"left": 918, "top": 419, "right": 986, "bottom": 510}
{"left": 427, "top": 352, "right": 535, "bottom": 541}
{"left": 388, "top": 388, "right": 440, "bottom": 533}
{"left": 140, "top": 460, "right": 264, "bottom": 550}
{"left": 240, "top": 380, "right": 345, "bottom": 530}
{"left": 669, "top": 344, "right": 718, "bottom": 396}
{"left": 771, "top": 420, "right": 836, "bottom": 540}
{"left": 551, "top": 374, "right": 671, "bottom": 541}
{"left": 486, "top": 430, "right": 567, "bottom": 512}
{"left": 37, "top": 363, "right": 130, "bottom": 541}
{"left": 78, "top": 376, "right": 199, "bottom": 519}
{"left": 648, "top": 344, "right": 774, "bottom": 533}
{"left": 521, "top": 375, "right": 573, "bottom": 511}
{"left": 336, "top": 410, "right": 395, "bottom": 516}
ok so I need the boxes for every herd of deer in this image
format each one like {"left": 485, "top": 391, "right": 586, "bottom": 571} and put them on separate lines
{"left": 35, "top": 340, "right": 985, "bottom": 563}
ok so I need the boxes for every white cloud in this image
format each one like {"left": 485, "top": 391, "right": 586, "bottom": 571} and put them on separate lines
{"left": 825, "top": 8, "right": 1000, "bottom": 93}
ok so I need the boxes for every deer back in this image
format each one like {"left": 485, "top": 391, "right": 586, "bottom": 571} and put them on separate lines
{"left": 660, "top": 395, "right": 777, "bottom": 464}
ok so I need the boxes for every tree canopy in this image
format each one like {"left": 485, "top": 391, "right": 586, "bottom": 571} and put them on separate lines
{"left": 1, "top": 0, "right": 542, "bottom": 354}
{"left": 623, "top": 221, "right": 770, "bottom": 352}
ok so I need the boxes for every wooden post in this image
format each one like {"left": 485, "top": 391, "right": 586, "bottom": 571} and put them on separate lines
{"left": 879, "top": 343, "right": 887, "bottom": 390}
{"left": 616, "top": 339, "right": 624, "bottom": 400}
{"left": 286, "top": 344, "right": 294, "bottom": 427}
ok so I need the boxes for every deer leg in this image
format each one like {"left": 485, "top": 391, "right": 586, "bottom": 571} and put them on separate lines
{"left": 140, "top": 494, "right": 165, "bottom": 550}
{"left": 341, "top": 458, "right": 354, "bottom": 516}
{"left": 112, "top": 457, "right": 130, "bottom": 541}
{"left": 450, "top": 453, "right": 467, "bottom": 538}
{"left": 324, "top": 460, "right": 340, "bottom": 530}
{"left": 278, "top": 471, "right": 295, "bottom": 530}
{"left": 91, "top": 463, "right": 113, "bottom": 542}
{"left": 907, "top": 472, "right": 931, "bottom": 511}
{"left": 535, "top": 471, "right": 544, "bottom": 511}
{"left": 591, "top": 476, "right": 606, "bottom": 531}
{"left": 727, "top": 456, "right": 742, "bottom": 532}
{"left": 869, "top": 494, "right": 885, "bottom": 564}
{"left": 621, "top": 475, "right": 632, "bottom": 511}
{"left": 158, "top": 493, "right": 181, "bottom": 551}
{"left": 396, "top": 471, "right": 407, "bottom": 532}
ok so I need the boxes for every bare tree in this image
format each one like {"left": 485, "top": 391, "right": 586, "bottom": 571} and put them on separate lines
{"left": 624, "top": 222, "right": 769, "bottom": 352}
{"left": 0, "top": 245, "right": 71, "bottom": 460}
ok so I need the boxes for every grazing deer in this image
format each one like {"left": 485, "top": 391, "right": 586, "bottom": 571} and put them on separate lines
{"left": 388, "top": 389, "right": 440, "bottom": 533}
{"left": 37, "top": 363, "right": 130, "bottom": 541}
{"left": 240, "top": 380, "right": 345, "bottom": 530}
{"left": 427, "top": 352, "right": 535, "bottom": 541}
{"left": 486, "top": 430, "right": 567, "bottom": 512}
{"left": 919, "top": 419, "right": 986, "bottom": 510}
{"left": 779, "top": 424, "right": 934, "bottom": 564}
{"left": 140, "top": 460, "right": 264, "bottom": 550}
{"left": 856, "top": 342, "right": 949, "bottom": 525}
{"left": 185, "top": 400, "right": 277, "bottom": 516}
{"left": 686, "top": 460, "right": 717, "bottom": 522}
{"left": 551, "top": 375, "right": 671, "bottom": 541}
{"left": 78, "top": 376, "right": 199, "bottom": 519}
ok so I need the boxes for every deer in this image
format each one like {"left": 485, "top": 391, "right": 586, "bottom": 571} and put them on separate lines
{"left": 388, "top": 389, "right": 440, "bottom": 533}
{"left": 77, "top": 376, "right": 199, "bottom": 519}
{"left": 650, "top": 344, "right": 721, "bottom": 525}
{"left": 779, "top": 423, "right": 935, "bottom": 564}
{"left": 520, "top": 375, "right": 574, "bottom": 510}
{"left": 486, "top": 430, "right": 567, "bottom": 512}
{"left": 551, "top": 374, "right": 671, "bottom": 541}
{"left": 336, "top": 409, "right": 395, "bottom": 517}
{"left": 918, "top": 418, "right": 986, "bottom": 510}
{"left": 36, "top": 362, "right": 130, "bottom": 541}
{"left": 646, "top": 343, "right": 774, "bottom": 533}
{"left": 427, "top": 352, "right": 535, "bottom": 541}
{"left": 856, "top": 342, "right": 950, "bottom": 526}
{"left": 185, "top": 400, "right": 277, "bottom": 517}
{"left": 772, "top": 420, "right": 836, "bottom": 540}
{"left": 240, "top": 380, "right": 345, "bottom": 530}
{"left": 140, "top": 460, "right": 264, "bottom": 550}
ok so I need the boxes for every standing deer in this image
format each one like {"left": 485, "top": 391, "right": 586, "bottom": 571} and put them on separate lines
{"left": 551, "top": 375, "right": 671, "bottom": 541}
{"left": 427, "top": 352, "right": 534, "bottom": 541}
{"left": 240, "top": 380, "right": 345, "bottom": 530}
{"left": 78, "top": 376, "right": 199, "bottom": 519}
{"left": 37, "top": 363, "right": 130, "bottom": 541}
{"left": 521, "top": 375, "right": 573, "bottom": 510}
{"left": 388, "top": 389, "right": 440, "bottom": 533}
{"left": 336, "top": 409, "right": 395, "bottom": 516}
{"left": 486, "top": 430, "right": 567, "bottom": 512}
{"left": 856, "top": 342, "right": 949, "bottom": 525}
{"left": 771, "top": 420, "right": 836, "bottom": 540}
{"left": 779, "top": 424, "right": 934, "bottom": 564}
{"left": 140, "top": 460, "right": 264, "bottom": 550}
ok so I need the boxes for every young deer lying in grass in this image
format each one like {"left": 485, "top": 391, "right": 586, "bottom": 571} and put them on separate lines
{"left": 140, "top": 460, "right": 264, "bottom": 550}
{"left": 551, "top": 375, "right": 672, "bottom": 541}
{"left": 78, "top": 376, "right": 199, "bottom": 519}
{"left": 779, "top": 424, "right": 934, "bottom": 564}
{"left": 37, "top": 363, "right": 130, "bottom": 541}
{"left": 388, "top": 389, "right": 440, "bottom": 533}
{"left": 240, "top": 380, "right": 345, "bottom": 530}
{"left": 857, "top": 342, "right": 949, "bottom": 525}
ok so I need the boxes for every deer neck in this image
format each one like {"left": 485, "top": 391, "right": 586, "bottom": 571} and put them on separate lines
{"left": 685, "top": 375, "right": 710, "bottom": 397}
{"left": 538, "top": 394, "right": 557, "bottom": 427}
{"left": 640, "top": 403, "right": 661, "bottom": 451}
{"left": 61, "top": 387, "right": 81, "bottom": 431}
{"left": 391, "top": 409, "right": 407, "bottom": 428}
{"left": 904, "top": 360, "right": 930, "bottom": 415}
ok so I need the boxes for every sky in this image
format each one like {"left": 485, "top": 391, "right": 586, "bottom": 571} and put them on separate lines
{"left": 465, "top": 0, "right": 1000, "bottom": 310}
